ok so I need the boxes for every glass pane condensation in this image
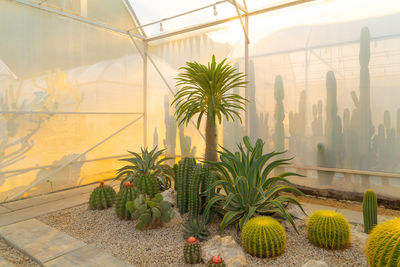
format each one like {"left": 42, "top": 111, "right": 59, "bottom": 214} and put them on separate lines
{"left": 0, "top": 1, "right": 144, "bottom": 200}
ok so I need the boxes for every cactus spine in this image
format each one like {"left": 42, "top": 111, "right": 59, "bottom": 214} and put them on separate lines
{"left": 366, "top": 218, "right": 400, "bottom": 267}
{"left": 133, "top": 174, "right": 159, "bottom": 197}
{"left": 188, "top": 164, "right": 202, "bottom": 220}
{"left": 274, "top": 75, "right": 285, "bottom": 152}
{"left": 176, "top": 158, "right": 196, "bottom": 214}
{"left": 242, "top": 216, "right": 286, "bottom": 258}
{"left": 115, "top": 182, "right": 139, "bottom": 220}
{"left": 89, "top": 181, "right": 116, "bottom": 210}
{"left": 307, "top": 210, "right": 350, "bottom": 249}
{"left": 184, "top": 237, "right": 201, "bottom": 264}
{"left": 363, "top": 189, "right": 378, "bottom": 234}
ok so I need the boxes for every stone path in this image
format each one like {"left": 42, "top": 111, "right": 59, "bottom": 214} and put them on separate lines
{"left": 0, "top": 256, "right": 14, "bottom": 267}
{"left": 0, "top": 181, "right": 132, "bottom": 266}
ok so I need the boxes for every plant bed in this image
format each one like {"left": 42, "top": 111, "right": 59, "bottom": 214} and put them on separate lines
{"left": 38, "top": 202, "right": 370, "bottom": 267}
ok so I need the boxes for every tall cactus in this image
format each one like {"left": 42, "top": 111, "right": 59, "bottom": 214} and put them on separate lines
{"left": 358, "top": 26, "right": 373, "bottom": 170}
{"left": 274, "top": 75, "right": 285, "bottom": 152}
{"left": 178, "top": 124, "right": 196, "bottom": 158}
{"left": 188, "top": 164, "right": 203, "bottom": 220}
{"left": 176, "top": 157, "right": 196, "bottom": 214}
{"left": 202, "top": 170, "right": 216, "bottom": 224}
{"left": 363, "top": 189, "right": 378, "bottom": 234}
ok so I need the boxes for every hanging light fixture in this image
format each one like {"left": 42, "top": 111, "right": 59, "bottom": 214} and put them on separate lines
{"left": 160, "top": 22, "right": 164, "bottom": 32}
{"left": 213, "top": 4, "right": 218, "bottom": 16}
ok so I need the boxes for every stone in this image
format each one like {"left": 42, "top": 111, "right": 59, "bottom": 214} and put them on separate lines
{"left": 44, "top": 244, "right": 133, "bottom": 267}
{"left": 0, "top": 256, "right": 14, "bottom": 267}
{"left": 282, "top": 218, "right": 306, "bottom": 231}
{"left": 351, "top": 229, "right": 369, "bottom": 252}
{"left": 161, "top": 188, "right": 176, "bottom": 206}
{"left": 0, "top": 219, "right": 86, "bottom": 263}
{"left": 286, "top": 203, "right": 308, "bottom": 220}
{"left": 202, "top": 235, "right": 247, "bottom": 267}
{"left": 302, "top": 259, "right": 329, "bottom": 267}
{"left": 163, "top": 208, "right": 182, "bottom": 227}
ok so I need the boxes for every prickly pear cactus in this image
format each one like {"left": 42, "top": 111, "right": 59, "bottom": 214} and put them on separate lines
{"left": 133, "top": 174, "right": 160, "bottom": 197}
{"left": 115, "top": 182, "right": 139, "bottom": 220}
{"left": 184, "top": 237, "right": 201, "bottom": 264}
{"left": 89, "top": 181, "right": 116, "bottom": 210}
{"left": 363, "top": 189, "right": 378, "bottom": 234}
{"left": 126, "top": 193, "right": 174, "bottom": 230}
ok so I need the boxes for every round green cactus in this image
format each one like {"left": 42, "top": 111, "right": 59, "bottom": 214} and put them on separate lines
{"left": 133, "top": 174, "right": 160, "bottom": 197}
{"left": 207, "top": 256, "right": 225, "bottom": 267}
{"left": 363, "top": 189, "right": 378, "bottom": 234}
{"left": 184, "top": 237, "right": 201, "bottom": 264}
{"left": 242, "top": 216, "right": 286, "bottom": 258}
{"left": 115, "top": 182, "right": 139, "bottom": 220}
{"left": 89, "top": 181, "right": 116, "bottom": 210}
{"left": 307, "top": 210, "right": 350, "bottom": 249}
{"left": 366, "top": 218, "right": 400, "bottom": 267}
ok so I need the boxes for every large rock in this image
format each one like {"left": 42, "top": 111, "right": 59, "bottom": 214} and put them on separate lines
{"left": 351, "top": 227, "right": 369, "bottom": 252}
{"left": 302, "top": 259, "right": 329, "bottom": 267}
{"left": 202, "top": 235, "right": 246, "bottom": 267}
{"left": 161, "top": 188, "right": 176, "bottom": 206}
{"left": 287, "top": 203, "right": 307, "bottom": 220}
{"left": 282, "top": 218, "right": 306, "bottom": 232}
{"left": 163, "top": 208, "right": 182, "bottom": 228}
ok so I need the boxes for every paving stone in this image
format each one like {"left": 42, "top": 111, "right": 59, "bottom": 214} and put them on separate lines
{"left": 0, "top": 256, "right": 14, "bottom": 267}
{"left": 0, "top": 195, "right": 88, "bottom": 227}
{"left": 0, "top": 206, "right": 11, "bottom": 215}
{"left": 44, "top": 244, "right": 133, "bottom": 267}
{"left": 0, "top": 219, "right": 85, "bottom": 263}
{"left": 337, "top": 208, "right": 364, "bottom": 224}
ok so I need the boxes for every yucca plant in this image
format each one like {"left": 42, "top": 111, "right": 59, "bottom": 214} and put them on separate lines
{"left": 115, "top": 146, "right": 173, "bottom": 190}
{"left": 173, "top": 55, "right": 247, "bottom": 162}
{"left": 204, "top": 136, "right": 306, "bottom": 232}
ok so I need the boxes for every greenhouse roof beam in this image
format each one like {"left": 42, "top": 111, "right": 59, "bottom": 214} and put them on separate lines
{"left": 122, "top": 0, "right": 147, "bottom": 38}
{"left": 226, "top": 0, "right": 248, "bottom": 14}
{"left": 232, "top": 0, "right": 250, "bottom": 43}
{"left": 15, "top": 0, "right": 145, "bottom": 40}
{"left": 147, "top": 0, "right": 317, "bottom": 42}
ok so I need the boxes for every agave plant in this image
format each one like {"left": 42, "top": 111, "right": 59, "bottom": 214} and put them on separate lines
{"left": 183, "top": 217, "right": 210, "bottom": 242}
{"left": 116, "top": 146, "right": 173, "bottom": 190}
{"left": 204, "top": 136, "right": 306, "bottom": 232}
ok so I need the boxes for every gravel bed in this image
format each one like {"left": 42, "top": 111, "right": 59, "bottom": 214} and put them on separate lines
{"left": 0, "top": 237, "right": 40, "bottom": 267}
{"left": 38, "top": 204, "right": 368, "bottom": 267}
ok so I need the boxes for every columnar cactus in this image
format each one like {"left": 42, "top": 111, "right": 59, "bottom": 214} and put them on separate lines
{"left": 242, "top": 216, "right": 286, "bottom": 258}
{"left": 188, "top": 164, "right": 202, "bottom": 220}
{"left": 176, "top": 157, "right": 196, "bottom": 214}
{"left": 126, "top": 193, "right": 174, "bottom": 230}
{"left": 184, "top": 237, "right": 201, "bottom": 264}
{"left": 274, "top": 75, "right": 285, "bottom": 152}
{"left": 89, "top": 181, "right": 116, "bottom": 210}
{"left": 133, "top": 174, "right": 160, "bottom": 197}
{"left": 203, "top": 171, "right": 216, "bottom": 224}
{"left": 366, "top": 218, "right": 400, "bottom": 267}
{"left": 207, "top": 256, "right": 226, "bottom": 267}
{"left": 363, "top": 189, "right": 378, "bottom": 234}
{"left": 307, "top": 210, "right": 350, "bottom": 249}
{"left": 115, "top": 182, "right": 139, "bottom": 220}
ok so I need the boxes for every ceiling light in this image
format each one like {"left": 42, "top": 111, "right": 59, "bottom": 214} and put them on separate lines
{"left": 213, "top": 5, "right": 218, "bottom": 16}
{"left": 160, "top": 22, "right": 164, "bottom": 32}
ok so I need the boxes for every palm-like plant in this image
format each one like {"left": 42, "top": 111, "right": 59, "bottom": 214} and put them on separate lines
{"left": 116, "top": 146, "right": 173, "bottom": 190}
{"left": 204, "top": 136, "right": 306, "bottom": 232}
{"left": 173, "top": 55, "right": 247, "bottom": 161}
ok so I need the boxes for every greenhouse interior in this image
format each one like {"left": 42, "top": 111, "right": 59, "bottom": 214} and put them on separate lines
{"left": 0, "top": 0, "right": 400, "bottom": 266}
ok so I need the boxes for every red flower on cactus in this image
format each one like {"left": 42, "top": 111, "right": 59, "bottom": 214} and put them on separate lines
{"left": 186, "top": 236, "right": 198, "bottom": 244}
{"left": 123, "top": 181, "right": 131, "bottom": 187}
{"left": 211, "top": 255, "right": 223, "bottom": 264}
{"left": 99, "top": 180, "right": 104, "bottom": 185}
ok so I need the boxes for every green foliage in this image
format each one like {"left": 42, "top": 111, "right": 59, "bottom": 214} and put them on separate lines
{"left": 115, "top": 146, "right": 173, "bottom": 190}
{"left": 173, "top": 55, "right": 247, "bottom": 129}
{"left": 126, "top": 193, "right": 174, "bottom": 230}
{"left": 307, "top": 210, "right": 350, "bottom": 249}
{"left": 133, "top": 174, "right": 160, "bottom": 198}
{"left": 204, "top": 136, "right": 306, "bottom": 231}
{"left": 115, "top": 184, "right": 139, "bottom": 220}
{"left": 202, "top": 169, "right": 217, "bottom": 224}
{"left": 89, "top": 183, "right": 116, "bottom": 210}
{"left": 366, "top": 218, "right": 400, "bottom": 267}
{"left": 176, "top": 157, "right": 196, "bottom": 214}
{"left": 363, "top": 189, "right": 378, "bottom": 234}
{"left": 184, "top": 238, "right": 201, "bottom": 264}
{"left": 183, "top": 218, "right": 210, "bottom": 242}
{"left": 242, "top": 216, "right": 286, "bottom": 258}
